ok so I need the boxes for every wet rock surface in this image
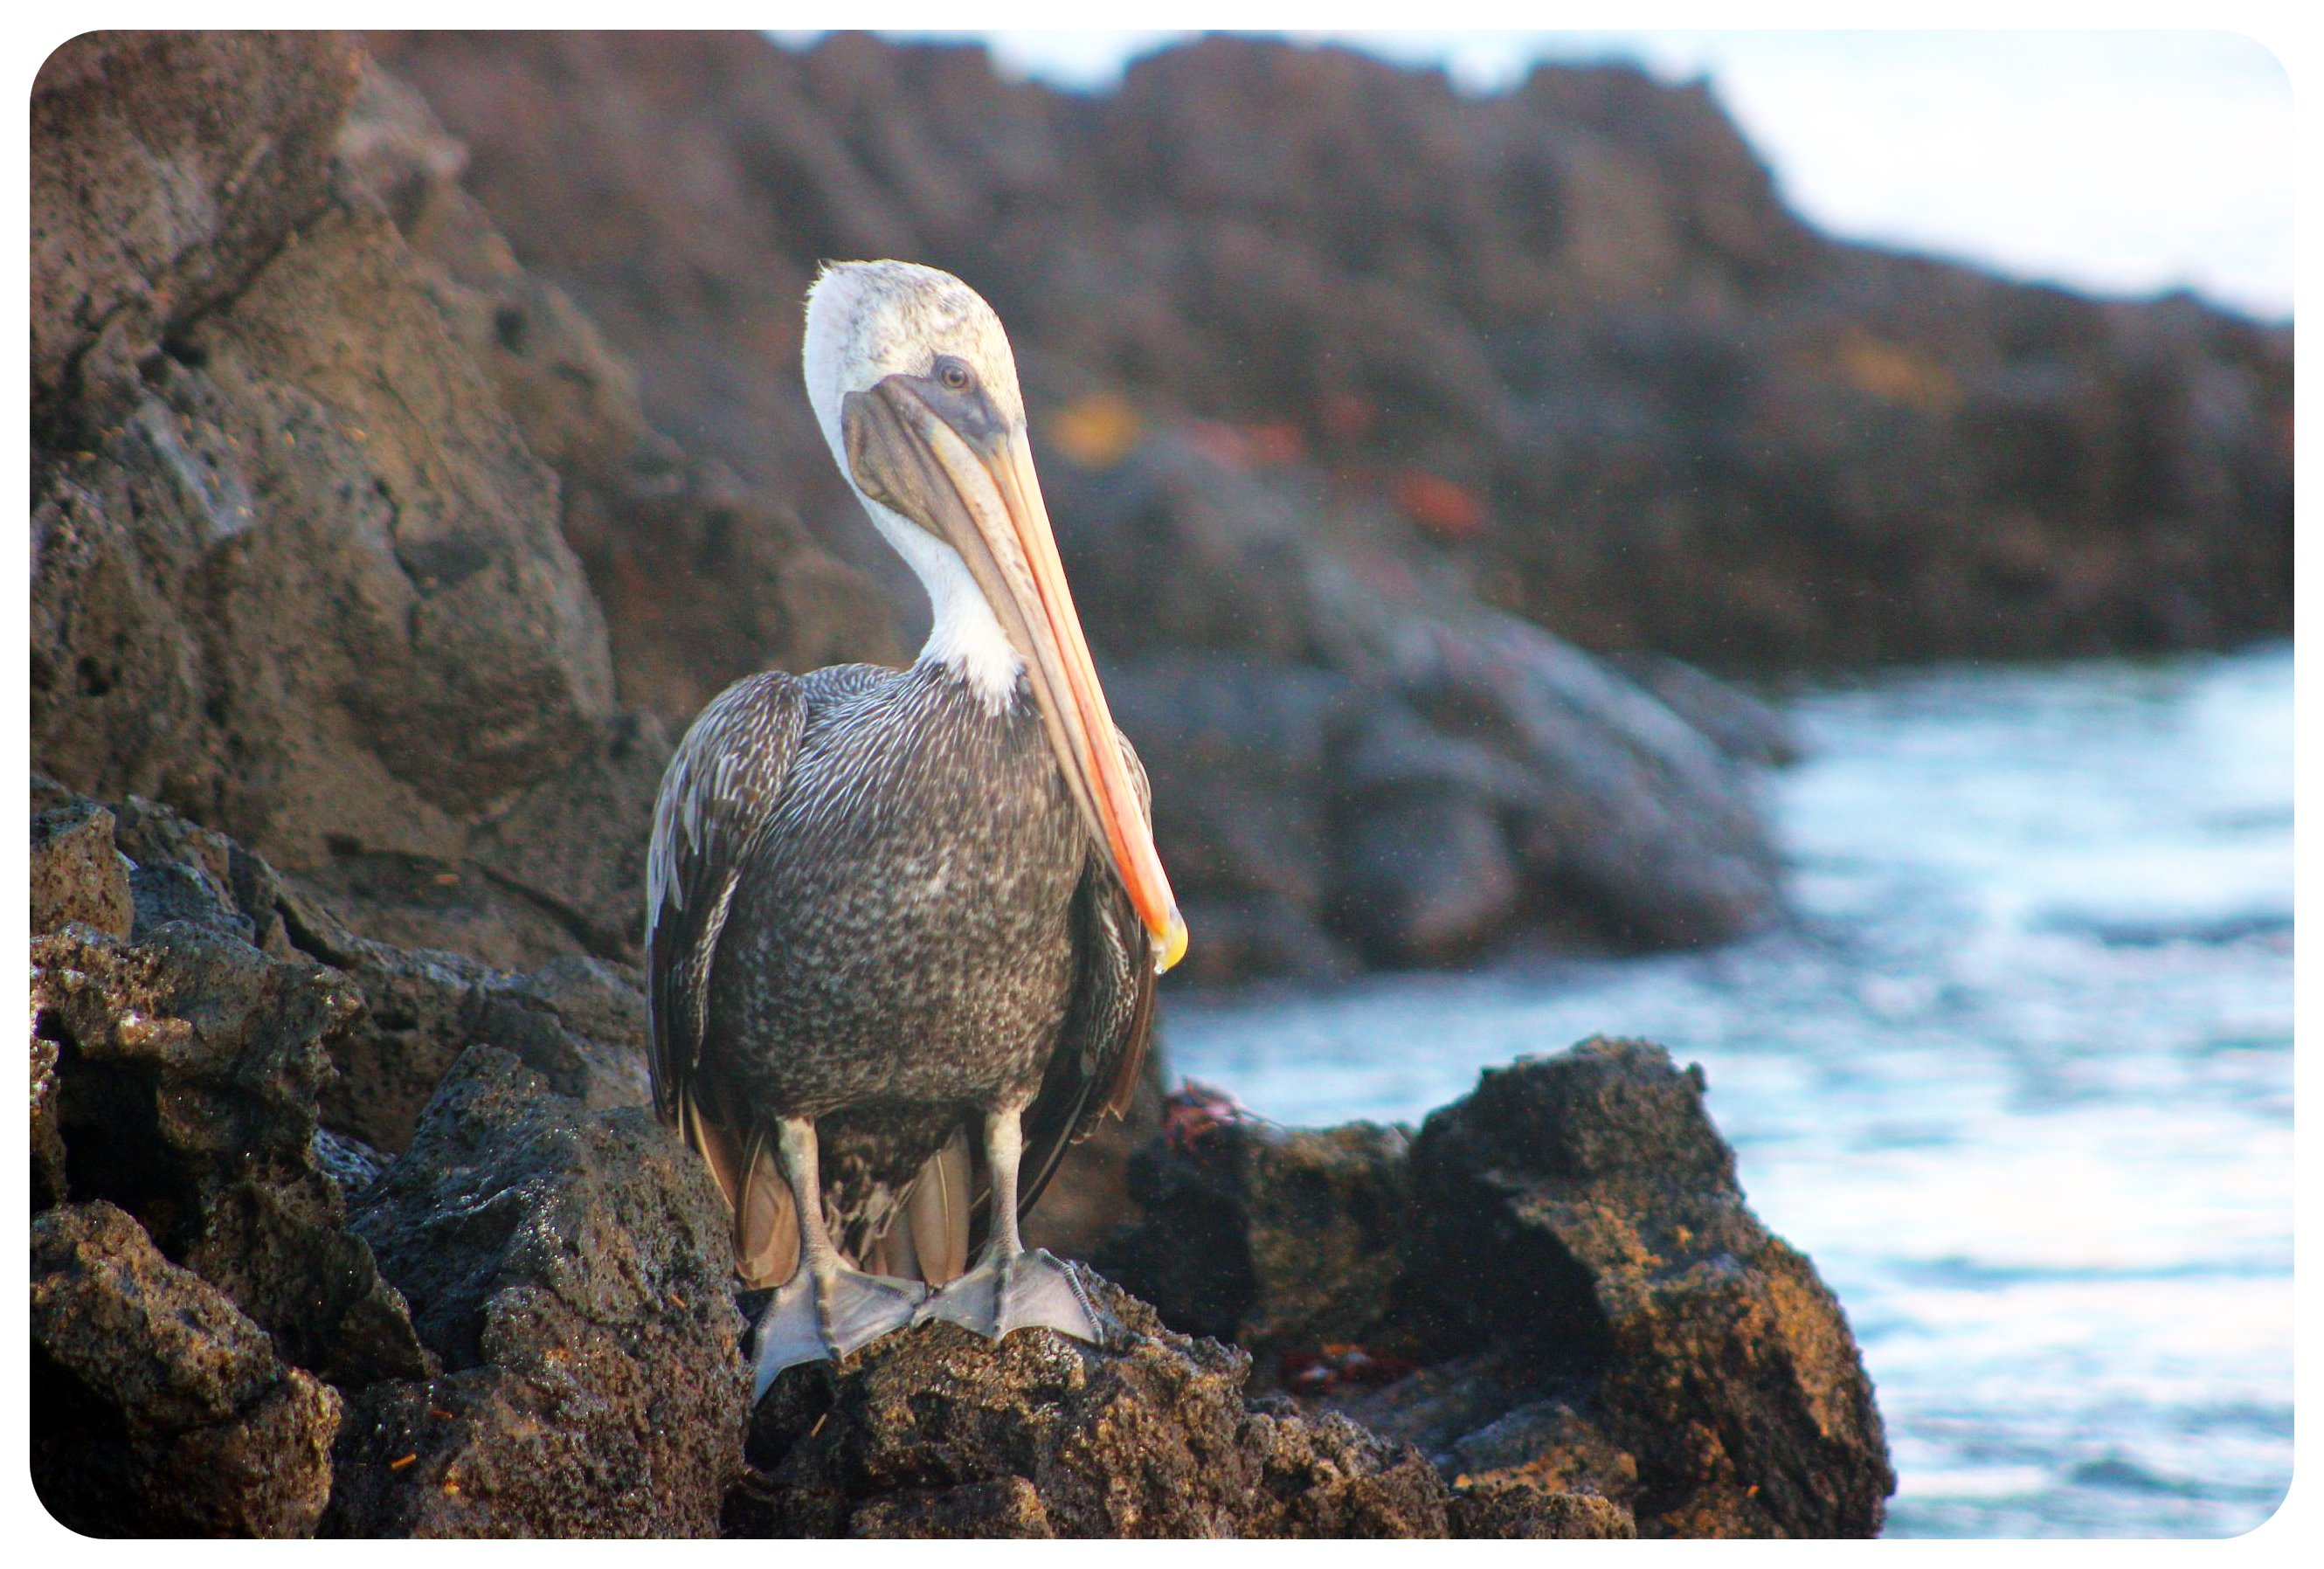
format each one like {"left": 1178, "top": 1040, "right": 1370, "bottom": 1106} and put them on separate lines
{"left": 1100, "top": 1114, "right": 1411, "bottom": 1360}
{"left": 25, "top": 781, "right": 751, "bottom": 1540}
{"left": 25, "top": 770, "right": 1885, "bottom": 1537}
{"left": 31, "top": 800, "right": 134, "bottom": 940}
{"left": 32, "top": 918, "right": 432, "bottom": 1390}
{"left": 1107, "top": 1040, "right": 1896, "bottom": 1537}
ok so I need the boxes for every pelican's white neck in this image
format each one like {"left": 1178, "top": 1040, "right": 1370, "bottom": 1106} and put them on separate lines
{"left": 865, "top": 502, "right": 1024, "bottom": 712}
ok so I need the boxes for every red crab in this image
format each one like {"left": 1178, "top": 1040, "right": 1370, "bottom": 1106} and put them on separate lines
{"left": 1277, "top": 1343, "right": 1421, "bottom": 1397}
{"left": 1161, "top": 1080, "right": 1257, "bottom": 1154}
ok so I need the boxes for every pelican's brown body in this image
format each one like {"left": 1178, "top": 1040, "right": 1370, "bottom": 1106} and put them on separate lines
{"left": 649, "top": 660, "right": 1152, "bottom": 1278}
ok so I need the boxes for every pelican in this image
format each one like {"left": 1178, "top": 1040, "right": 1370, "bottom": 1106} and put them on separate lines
{"left": 646, "top": 260, "right": 1186, "bottom": 1400}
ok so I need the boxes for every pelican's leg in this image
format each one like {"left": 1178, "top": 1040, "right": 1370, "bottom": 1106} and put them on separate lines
{"left": 750, "top": 1116, "right": 926, "bottom": 1400}
{"left": 911, "top": 1096, "right": 1103, "bottom": 1344}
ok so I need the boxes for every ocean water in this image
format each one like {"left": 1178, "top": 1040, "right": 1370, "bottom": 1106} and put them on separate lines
{"left": 1159, "top": 644, "right": 2293, "bottom": 1538}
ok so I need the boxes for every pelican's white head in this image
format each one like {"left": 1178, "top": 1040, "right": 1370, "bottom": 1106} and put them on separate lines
{"left": 804, "top": 261, "right": 1027, "bottom": 703}
{"left": 799, "top": 259, "right": 1186, "bottom": 973}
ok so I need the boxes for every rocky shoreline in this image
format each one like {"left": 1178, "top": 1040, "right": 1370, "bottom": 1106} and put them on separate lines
{"left": 33, "top": 778, "right": 1888, "bottom": 1536}
{"left": 31, "top": 28, "right": 2279, "bottom": 1537}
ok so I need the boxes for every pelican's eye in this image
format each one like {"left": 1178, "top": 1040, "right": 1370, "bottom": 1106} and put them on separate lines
{"left": 935, "top": 356, "right": 974, "bottom": 392}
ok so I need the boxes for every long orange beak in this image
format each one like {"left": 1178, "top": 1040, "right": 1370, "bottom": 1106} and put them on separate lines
{"left": 842, "top": 376, "right": 1188, "bottom": 974}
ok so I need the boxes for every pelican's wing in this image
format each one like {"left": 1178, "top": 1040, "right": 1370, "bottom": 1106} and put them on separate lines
{"left": 1016, "top": 730, "right": 1162, "bottom": 1221}
{"left": 645, "top": 673, "right": 807, "bottom": 1242}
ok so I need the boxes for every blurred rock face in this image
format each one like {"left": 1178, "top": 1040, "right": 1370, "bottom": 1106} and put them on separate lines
{"left": 382, "top": 30, "right": 2289, "bottom": 673}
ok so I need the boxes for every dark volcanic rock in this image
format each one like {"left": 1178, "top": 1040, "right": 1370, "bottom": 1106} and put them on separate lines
{"left": 1449, "top": 1477, "right": 1636, "bottom": 1539}
{"left": 31, "top": 1027, "right": 69, "bottom": 1213}
{"left": 1056, "top": 438, "right": 1785, "bottom": 970}
{"left": 1606, "top": 651, "right": 1803, "bottom": 770}
{"left": 728, "top": 1275, "right": 1627, "bottom": 1538}
{"left": 31, "top": 922, "right": 432, "bottom": 1389}
{"left": 32, "top": 91, "right": 619, "bottom": 877}
{"left": 24, "top": 768, "right": 1871, "bottom": 1539}
{"left": 1102, "top": 1116, "right": 1410, "bottom": 1361}
{"left": 31, "top": 32, "right": 362, "bottom": 440}
{"left": 31, "top": 1201, "right": 342, "bottom": 1538}
{"left": 1104, "top": 1038, "right": 1894, "bottom": 1538}
{"left": 1102, "top": 657, "right": 1365, "bottom": 980}
{"left": 325, "top": 1047, "right": 749, "bottom": 1538}
{"left": 1397, "top": 1039, "right": 1894, "bottom": 1537}
{"left": 26, "top": 778, "right": 741, "bottom": 1538}
{"left": 296, "top": 916, "right": 654, "bottom": 1157}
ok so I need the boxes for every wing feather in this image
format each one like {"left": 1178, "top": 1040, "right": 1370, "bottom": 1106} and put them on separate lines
{"left": 1015, "top": 729, "right": 1163, "bottom": 1221}
{"left": 646, "top": 672, "right": 807, "bottom": 1207}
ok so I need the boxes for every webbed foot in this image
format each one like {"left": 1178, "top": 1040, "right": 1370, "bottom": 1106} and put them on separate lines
{"left": 750, "top": 1267, "right": 927, "bottom": 1400}
{"left": 910, "top": 1248, "right": 1103, "bottom": 1344}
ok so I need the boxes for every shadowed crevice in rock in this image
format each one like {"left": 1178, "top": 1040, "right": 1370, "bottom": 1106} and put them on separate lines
{"left": 32, "top": 918, "right": 432, "bottom": 1391}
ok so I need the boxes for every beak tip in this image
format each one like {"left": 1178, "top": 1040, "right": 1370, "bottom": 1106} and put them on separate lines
{"left": 1153, "top": 908, "right": 1189, "bottom": 976}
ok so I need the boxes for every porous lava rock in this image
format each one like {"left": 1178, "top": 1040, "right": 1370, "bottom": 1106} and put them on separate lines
{"left": 324, "top": 1047, "right": 750, "bottom": 1538}
{"left": 726, "top": 1275, "right": 1630, "bottom": 1538}
{"left": 30, "top": 799, "right": 134, "bottom": 940}
{"left": 25, "top": 770, "right": 1875, "bottom": 1538}
{"left": 31, "top": 919, "right": 432, "bottom": 1390}
{"left": 33, "top": 66, "right": 620, "bottom": 881}
{"left": 1104, "top": 1039, "right": 1896, "bottom": 1538}
{"left": 1395, "top": 1038, "right": 1894, "bottom": 1536}
{"left": 31, "top": 1200, "right": 343, "bottom": 1538}
{"left": 292, "top": 916, "right": 654, "bottom": 1156}
{"left": 335, "top": 61, "right": 903, "bottom": 730}
{"left": 32, "top": 32, "right": 361, "bottom": 439}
